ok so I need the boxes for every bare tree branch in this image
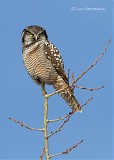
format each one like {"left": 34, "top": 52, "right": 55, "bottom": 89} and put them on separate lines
{"left": 68, "top": 68, "right": 70, "bottom": 84}
{"left": 48, "top": 97, "right": 92, "bottom": 138}
{"left": 9, "top": 118, "right": 44, "bottom": 132}
{"left": 49, "top": 139, "right": 83, "bottom": 159}
{"left": 72, "top": 72, "right": 75, "bottom": 83}
{"left": 47, "top": 111, "right": 74, "bottom": 138}
{"left": 45, "top": 87, "right": 68, "bottom": 98}
{"left": 48, "top": 97, "right": 92, "bottom": 124}
{"left": 40, "top": 148, "right": 45, "bottom": 160}
{"left": 74, "top": 85, "right": 104, "bottom": 91}
{"left": 82, "top": 97, "right": 92, "bottom": 107}
{"left": 47, "top": 113, "right": 70, "bottom": 123}
{"left": 73, "top": 38, "right": 111, "bottom": 84}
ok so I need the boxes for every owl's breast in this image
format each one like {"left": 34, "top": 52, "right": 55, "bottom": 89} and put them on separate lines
{"left": 22, "top": 44, "right": 58, "bottom": 85}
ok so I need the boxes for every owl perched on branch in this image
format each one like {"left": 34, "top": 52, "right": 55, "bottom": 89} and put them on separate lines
{"left": 22, "top": 25, "right": 81, "bottom": 112}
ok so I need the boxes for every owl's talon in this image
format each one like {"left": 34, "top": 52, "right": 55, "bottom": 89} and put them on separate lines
{"left": 41, "top": 83, "right": 47, "bottom": 95}
{"left": 42, "top": 89, "right": 47, "bottom": 95}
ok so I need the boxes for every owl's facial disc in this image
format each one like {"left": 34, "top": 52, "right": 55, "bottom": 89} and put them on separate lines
{"left": 22, "top": 26, "right": 48, "bottom": 48}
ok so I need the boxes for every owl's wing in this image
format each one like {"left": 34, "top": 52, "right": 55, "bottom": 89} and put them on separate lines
{"left": 44, "top": 41, "right": 69, "bottom": 84}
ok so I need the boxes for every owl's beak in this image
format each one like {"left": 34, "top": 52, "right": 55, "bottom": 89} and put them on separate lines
{"left": 35, "top": 35, "right": 38, "bottom": 41}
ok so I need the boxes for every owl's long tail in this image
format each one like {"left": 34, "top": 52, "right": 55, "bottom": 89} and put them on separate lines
{"left": 53, "top": 76, "right": 82, "bottom": 112}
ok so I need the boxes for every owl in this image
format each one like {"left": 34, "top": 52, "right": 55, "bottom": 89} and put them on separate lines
{"left": 22, "top": 25, "right": 81, "bottom": 112}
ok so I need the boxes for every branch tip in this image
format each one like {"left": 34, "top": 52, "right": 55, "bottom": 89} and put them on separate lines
{"left": 50, "top": 139, "right": 83, "bottom": 158}
{"left": 9, "top": 117, "right": 44, "bottom": 131}
{"left": 74, "top": 38, "right": 111, "bottom": 83}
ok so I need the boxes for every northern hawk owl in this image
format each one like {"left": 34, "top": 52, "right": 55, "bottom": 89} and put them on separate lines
{"left": 22, "top": 25, "right": 81, "bottom": 112}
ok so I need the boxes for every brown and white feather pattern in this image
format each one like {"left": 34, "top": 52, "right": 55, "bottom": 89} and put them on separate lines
{"left": 43, "top": 41, "right": 81, "bottom": 112}
{"left": 44, "top": 41, "right": 68, "bottom": 84}
{"left": 23, "top": 41, "right": 58, "bottom": 85}
{"left": 22, "top": 25, "right": 81, "bottom": 112}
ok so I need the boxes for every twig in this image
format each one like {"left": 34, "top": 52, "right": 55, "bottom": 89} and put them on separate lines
{"left": 9, "top": 118, "right": 44, "bottom": 131}
{"left": 74, "top": 85, "right": 104, "bottom": 91}
{"left": 48, "top": 97, "right": 92, "bottom": 138}
{"left": 40, "top": 148, "right": 45, "bottom": 160}
{"left": 73, "top": 38, "right": 111, "bottom": 83}
{"left": 68, "top": 68, "right": 70, "bottom": 84}
{"left": 49, "top": 139, "right": 83, "bottom": 159}
{"left": 44, "top": 86, "right": 70, "bottom": 98}
{"left": 72, "top": 72, "right": 75, "bottom": 83}
{"left": 47, "top": 113, "right": 70, "bottom": 123}
{"left": 48, "top": 111, "right": 74, "bottom": 138}
{"left": 82, "top": 97, "right": 92, "bottom": 108}
{"left": 48, "top": 97, "right": 92, "bottom": 123}
{"left": 48, "top": 97, "right": 93, "bottom": 123}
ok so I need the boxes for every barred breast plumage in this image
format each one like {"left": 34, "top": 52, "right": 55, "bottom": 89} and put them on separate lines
{"left": 22, "top": 25, "right": 81, "bottom": 112}
{"left": 23, "top": 42, "right": 58, "bottom": 85}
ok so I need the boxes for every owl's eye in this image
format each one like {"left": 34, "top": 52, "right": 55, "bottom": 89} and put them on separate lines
{"left": 24, "top": 29, "right": 34, "bottom": 37}
{"left": 41, "top": 30, "right": 46, "bottom": 36}
{"left": 40, "top": 30, "right": 48, "bottom": 39}
{"left": 29, "top": 33, "right": 34, "bottom": 37}
{"left": 28, "top": 32, "right": 34, "bottom": 37}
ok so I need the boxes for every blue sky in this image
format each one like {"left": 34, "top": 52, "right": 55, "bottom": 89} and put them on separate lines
{"left": 0, "top": 0, "right": 113, "bottom": 159}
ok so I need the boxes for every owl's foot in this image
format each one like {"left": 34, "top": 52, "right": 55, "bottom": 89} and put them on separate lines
{"left": 41, "top": 83, "right": 47, "bottom": 95}
{"left": 42, "top": 89, "right": 47, "bottom": 95}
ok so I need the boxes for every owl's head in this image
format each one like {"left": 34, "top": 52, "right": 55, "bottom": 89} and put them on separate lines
{"left": 22, "top": 25, "right": 48, "bottom": 47}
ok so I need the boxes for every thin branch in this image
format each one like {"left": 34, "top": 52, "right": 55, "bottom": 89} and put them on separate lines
{"left": 40, "top": 148, "right": 45, "bottom": 160}
{"left": 49, "top": 140, "right": 83, "bottom": 159}
{"left": 47, "top": 111, "right": 74, "bottom": 138}
{"left": 82, "top": 97, "right": 92, "bottom": 108}
{"left": 48, "top": 97, "right": 92, "bottom": 138}
{"left": 47, "top": 113, "right": 70, "bottom": 123}
{"left": 73, "top": 38, "right": 111, "bottom": 83}
{"left": 48, "top": 97, "right": 93, "bottom": 123}
{"left": 68, "top": 68, "right": 70, "bottom": 84}
{"left": 74, "top": 85, "right": 104, "bottom": 91}
{"left": 44, "top": 87, "right": 68, "bottom": 98}
{"left": 72, "top": 72, "right": 75, "bottom": 83}
{"left": 9, "top": 118, "right": 44, "bottom": 131}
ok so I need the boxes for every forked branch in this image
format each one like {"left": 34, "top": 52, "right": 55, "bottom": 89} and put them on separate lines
{"left": 48, "top": 97, "right": 92, "bottom": 138}
{"left": 48, "top": 111, "right": 74, "bottom": 139}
